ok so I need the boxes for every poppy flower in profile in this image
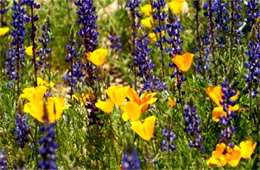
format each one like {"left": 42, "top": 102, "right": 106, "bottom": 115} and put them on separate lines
{"left": 140, "top": 4, "right": 152, "bottom": 17}
{"left": 131, "top": 115, "right": 156, "bottom": 141}
{"left": 95, "top": 99, "right": 114, "bottom": 114}
{"left": 37, "top": 77, "right": 54, "bottom": 88}
{"left": 25, "top": 46, "right": 33, "bottom": 57}
{"left": 141, "top": 16, "right": 154, "bottom": 28}
{"left": 72, "top": 93, "right": 89, "bottom": 103}
{"left": 0, "top": 27, "right": 9, "bottom": 36}
{"left": 171, "top": 53, "right": 194, "bottom": 72}
{"left": 86, "top": 48, "right": 108, "bottom": 66}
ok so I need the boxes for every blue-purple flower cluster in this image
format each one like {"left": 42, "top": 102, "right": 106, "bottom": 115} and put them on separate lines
{"left": 0, "top": 0, "right": 9, "bottom": 26}
{"left": 245, "top": 0, "right": 260, "bottom": 28}
{"left": 37, "top": 20, "right": 52, "bottom": 74}
{"left": 5, "top": 0, "right": 29, "bottom": 87}
{"left": 121, "top": 148, "right": 141, "bottom": 170}
{"left": 230, "top": 0, "right": 243, "bottom": 45}
{"left": 244, "top": 41, "right": 259, "bottom": 98}
{"left": 109, "top": 34, "right": 122, "bottom": 52}
{"left": 64, "top": 39, "right": 85, "bottom": 93}
{"left": 183, "top": 105, "right": 203, "bottom": 152}
{"left": 152, "top": 0, "right": 167, "bottom": 51}
{"left": 14, "top": 113, "right": 30, "bottom": 148}
{"left": 219, "top": 81, "right": 237, "bottom": 143}
{"left": 75, "top": 0, "right": 98, "bottom": 53}
{"left": 133, "top": 36, "right": 166, "bottom": 92}
{"left": 125, "top": 0, "right": 140, "bottom": 12}
{"left": 161, "top": 128, "right": 177, "bottom": 152}
{"left": 0, "top": 150, "right": 7, "bottom": 170}
{"left": 38, "top": 123, "right": 58, "bottom": 170}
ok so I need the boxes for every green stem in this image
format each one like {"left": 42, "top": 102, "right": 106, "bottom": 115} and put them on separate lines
{"left": 34, "top": 120, "right": 38, "bottom": 169}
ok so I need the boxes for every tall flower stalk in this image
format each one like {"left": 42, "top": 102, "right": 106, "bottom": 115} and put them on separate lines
{"left": 24, "top": 0, "right": 40, "bottom": 86}
{"left": 152, "top": 0, "right": 167, "bottom": 79}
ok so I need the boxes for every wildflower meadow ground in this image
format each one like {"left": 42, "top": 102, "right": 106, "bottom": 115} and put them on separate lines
{"left": 0, "top": 0, "right": 259, "bottom": 169}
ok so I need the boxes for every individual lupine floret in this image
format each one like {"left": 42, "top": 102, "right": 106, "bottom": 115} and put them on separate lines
{"left": 161, "top": 128, "right": 177, "bottom": 152}
{"left": 14, "top": 113, "right": 30, "bottom": 148}
{"left": 38, "top": 123, "right": 58, "bottom": 170}
{"left": 183, "top": 105, "right": 203, "bottom": 152}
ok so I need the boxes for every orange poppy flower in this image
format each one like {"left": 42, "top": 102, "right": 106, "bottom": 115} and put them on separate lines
{"left": 171, "top": 53, "right": 194, "bottom": 72}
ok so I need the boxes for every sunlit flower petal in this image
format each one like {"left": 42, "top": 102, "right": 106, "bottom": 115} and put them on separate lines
{"left": 131, "top": 116, "right": 156, "bottom": 141}
{"left": 239, "top": 140, "right": 257, "bottom": 159}
{"left": 172, "top": 53, "right": 194, "bottom": 72}
{"left": 86, "top": 48, "right": 108, "bottom": 66}
{"left": 95, "top": 99, "right": 114, "bottom": 114}
{"left": 25, "top": 46, "right": 33, "bottom": 57}
{"left": 0, "top": 27, "right": 9, "bottom": 36}
{"left": 141, "top": 16, "right": 154, "bottom": 28}
{"left": 121, "top": 101, "right": 141, "bottom": 121}
{"left": 168, "top": 97, "right": 176, "bottom": 107}
{"left": 105, "top": 85, "right": 130, "bottom": 106}
{"left": 140, "top": 4, "right": 152, "bottom": 17}
{"left": 168, "top": 0, "right": 184, "bottom": 14}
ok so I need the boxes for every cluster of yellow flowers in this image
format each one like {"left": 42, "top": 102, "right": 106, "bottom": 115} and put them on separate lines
{"left": 20, "top": 78, "right": 69, "bottom": 123}
{"left": 95, "top": 86, "right": 157, "bottom": 141}
{"left": 207, "top": 140, "right": 257, "bottom": 167}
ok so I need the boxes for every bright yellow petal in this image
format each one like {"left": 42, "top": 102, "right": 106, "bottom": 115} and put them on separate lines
{"left": 121, "top": 101, "right": 141, "bottom": 121}
{"left": 141, "top": 17, "right": 154, "bottom": 28}
{"left": 86, "top": 48, "right": 108, "bottom": 66}
{"left": 172, "top": 53, "right": 194, "bottom": 72}
{"left": 105, "top": 86, "right": 130, "bottom": 106}
{"left": 0, "top": 27, "right": 9, "bottom": 36}
{"left": 131, "top": 121, "right": 146, "bottom": 140}
{"left": 47, "top": 97, "right": 68, "bottom": 123}
{"left": 230, "top": 91, "right": 240, "bottom": 101}
{"left": 140, "top": 4, "right": 152, "bottom": 17}
{"left": 205, "top": 86, "right": 223, "bottom": 106}
{"left": 212, "top": 107, "right": 226, "bottom": 122}
{"left": 95, "top": 99, "right": 114, "bottom": 114}
{"left": 24, "top": 101, "right": 45, "bottom": 123}
{"left": 25, "top": 46, "right": 33, "bottom": 57}
{"left": 143, "top": 115, "right": 156, "bottom": 141}
{"left": 20, "top": 86, "right": 47, "bottom": 102}
{"left": 122, "top": 112, "right": 129, "bottom": 121}
{"left": 228, "top": 149, "right": 241, "bottom": 167}
{"left": 240, "top": 140, "right": 257, "bottom": 159}
{"left": 148, "top": 33, "right": 157, "bottom": 42}
{"left": 168, "top": 0, "right": 184, "bottom": 14}
{"left": 230, "top": 104, "right": 239, "bottom": 112}
{"left": 127, "top": 88, "right": 141, "bottom": 104}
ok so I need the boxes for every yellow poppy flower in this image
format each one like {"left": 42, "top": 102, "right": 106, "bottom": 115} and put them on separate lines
{"left": 25, "top": 46, "right": 33, "bottom": 57}
{"left": 168, "top": 0, "right": 185, "bottom": 14}
{"left": 72, "top": 93, "right": 89, "bottom": 103}
{"left": 171, "top": 53, "right": 194, "bottom": 72}
{"left": 0, "top": 27, "right": 9, "bottom": 36}
{"left": 148, "top": 31, "right": 166, "bottom": 42}
{"left": 20, "top": 86, "right": 47, "bottom": 102}
{"left": 86, "top": 48, "right": 108, "bottom": 66}
{"left": 207, "top": 143, "right": 241, "bottom": 168}
{"left": 131, "top": 115, "right": 156, "bottom": 141}
{"left": 105, "top": 85, "right": 130, "bottom": 106}
{"left": 212, "top": 106, "right": 227, "bottom": 122}
{"left": 168, "top": 97, "right": 176, "bottom": 107}
{"left": 95, "top": 99, "right": 114, "bottom": 114}
{"left": 24, "top": 97, "right": 70, "bottom": 123}
{"left": 239, "top": 140, "right": 257, "bottom": 159}
{"left": 140, "top": 4, "right": 152, "bottom": 17}
{"left": 127, "top": 88, "right": 157, "bottom": 112}
{"left": 121, "top": 101, "right": 141, "bottom": 121}
{"left": 141, "top": 16, "right": 154, "bottom": 28}
{"left": 37, "top": 77, "right": 54, "bottom": 88}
